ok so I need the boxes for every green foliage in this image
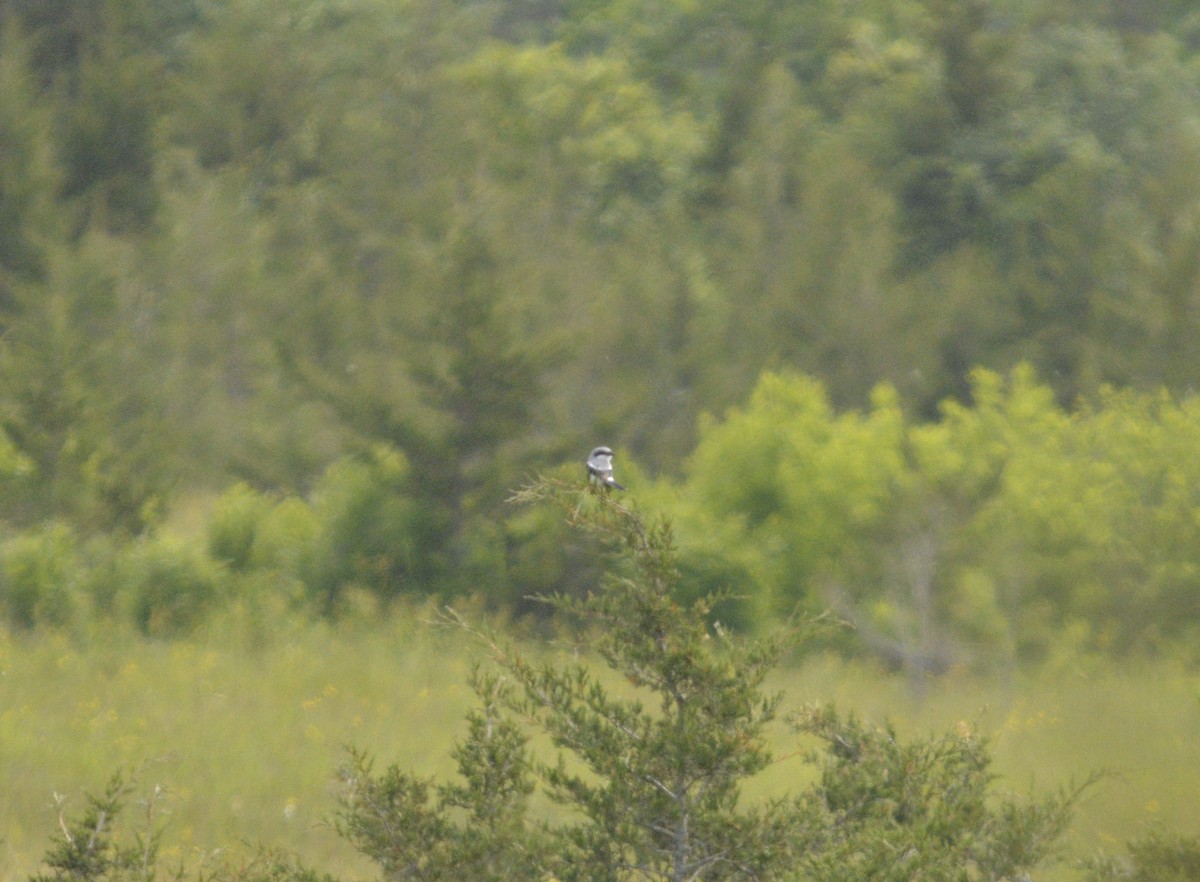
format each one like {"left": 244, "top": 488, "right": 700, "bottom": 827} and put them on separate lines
{"left": 678, "top": 372, "right": 906, "bottom": 617}
{"left": 12, "top": 355, "right": 1200, "bottom": 670}
{"left": 196, "top": 852, "right": 336, "bottom": 882}
{"left": 938, "top": 371, "right": 1200, "bottom": 656}
{"left": 674, "top": 366, "right": 1200, "bottom": 671}
{"left": 673, "top": 548, "right": 761, "bottom": 633}
{"left": 27, "top": 769, "right": 337, "bottom": 882}
{"left": 58, "top": 36, "right": 163, "bottom": 232}
{"left": 4, "top": 0, "right": 1200, "bottom": 528}
{"left": 457, "top": 41, "right": 703, "bottom": 213}
{"left": 398, "top": 227, "right": 560, "bottom": 559}
{"left": 162, "top": 0, "right": 337, "bottom": 187}
{"left": 335, "top": 675, "right": 543, "bottom": 882}
{"left": 792, "top": 705, "right": 1085, "bottom": 881}
{"left": 0, "top": 233, "right": 172, "bottom": 533}
{"left": 0, "top": 23, "right": 64, "bottom": 296}
{"left": 121, "top": 537, "right": 220, "bottom": 639}
{"left": 210, "top": 450, "right": 453, "bottom": 614}
{"left": 511, "top": 480, "right": 796, "bottom": 881}
{"left": 1083, "top": 830, "right": 1200, "bottom": 882}
{"left": 0, "top": 522, "right": 80, "bottom": 630}
{"left": 29, "top": 772, "right": 168, "bottom": 882}
{"left": 301, "top": 448, "right": 436, "bottom": 611}
{"left": 207, "top": 484, "right": 275, "bottom": 572}
{"left": 8, "top": 0, "right": 1200, "bottom": 698}
{"left": 340, "top": 478, "right": 801, "bottom": 881}
{"left": 502, "top": 488, "right": 608, "bottom": 612}
{"left": 10, "top": 0, "right": 1200, "bottom": 607}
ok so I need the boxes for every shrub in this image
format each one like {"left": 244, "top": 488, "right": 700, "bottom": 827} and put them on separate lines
{"left": 208, "top": 483, "right": 274, "bottom": 572}
{"left": 303, "top": 449, "right": 435, "bottom": 613}
{"left": 28, "top": 772, "right": 163, "bottom": 882}
{"left": 791, "top": 706, "right": 1086, "bottom": 881}
{"left": 1085, "top": 830, "right": 1200, "bottom": 882}
{"left": 336, "top": 678, "right": 544, "bottom": 882}
{"left": 120, "top": 537, "right": 220, "bottom": 638}
{"left": 27, "top": 770, "right": 337, "bottom": 882}
{"left": 0, "top": 522, "right": 80, "bottom": 630}
{"left": 249, "top": 496, "right": 320, "bottom": 575}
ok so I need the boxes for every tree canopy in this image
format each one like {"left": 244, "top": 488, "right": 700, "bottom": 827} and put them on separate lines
{"left": 3, "top": 0, "right": 1200, "bottom": 658}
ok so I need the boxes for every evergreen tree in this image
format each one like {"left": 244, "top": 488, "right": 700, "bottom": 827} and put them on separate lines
{"left": 0, "top": 235, "right": 171, "bottom": 532}
{"left": 338, "top": 476, "right": 800, "bottom": 881}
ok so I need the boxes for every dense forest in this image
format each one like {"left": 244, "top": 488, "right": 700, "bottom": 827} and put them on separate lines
{"left": 4, "top": 0, "right": 1200, "bottom": 662}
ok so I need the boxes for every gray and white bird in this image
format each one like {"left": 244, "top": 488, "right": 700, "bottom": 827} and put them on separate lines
{"left": 586, "top": 446, "right": 626, "bottom": 491}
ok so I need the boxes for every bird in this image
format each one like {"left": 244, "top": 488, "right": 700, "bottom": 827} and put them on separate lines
{"left": 586, "top": 446, "right": 626, "bottom": 491}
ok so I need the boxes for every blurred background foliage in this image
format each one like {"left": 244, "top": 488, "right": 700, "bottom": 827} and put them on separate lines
{"left": 3, "top": 0, "right": 1200, "bottom": 672}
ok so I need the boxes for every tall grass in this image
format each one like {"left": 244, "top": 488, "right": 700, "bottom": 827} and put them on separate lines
{"left": 2, "top": 607, "right": 1197, "bottom": 881}
{"left": 0, "top": 600, "right": 477, "bottom": 880}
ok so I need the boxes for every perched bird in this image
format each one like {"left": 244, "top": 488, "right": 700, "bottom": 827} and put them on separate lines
{"left": 586, "top": 446, "right": 626, "bottom": 491}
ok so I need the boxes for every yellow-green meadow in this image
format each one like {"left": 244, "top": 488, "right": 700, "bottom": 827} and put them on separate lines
{"left": 3, "top": 607, "right": 1196, "bottom": 881}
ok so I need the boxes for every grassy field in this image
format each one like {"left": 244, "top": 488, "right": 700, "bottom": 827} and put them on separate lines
{"left": 2, "top": 603, "right": 1198, "bottom": 881}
